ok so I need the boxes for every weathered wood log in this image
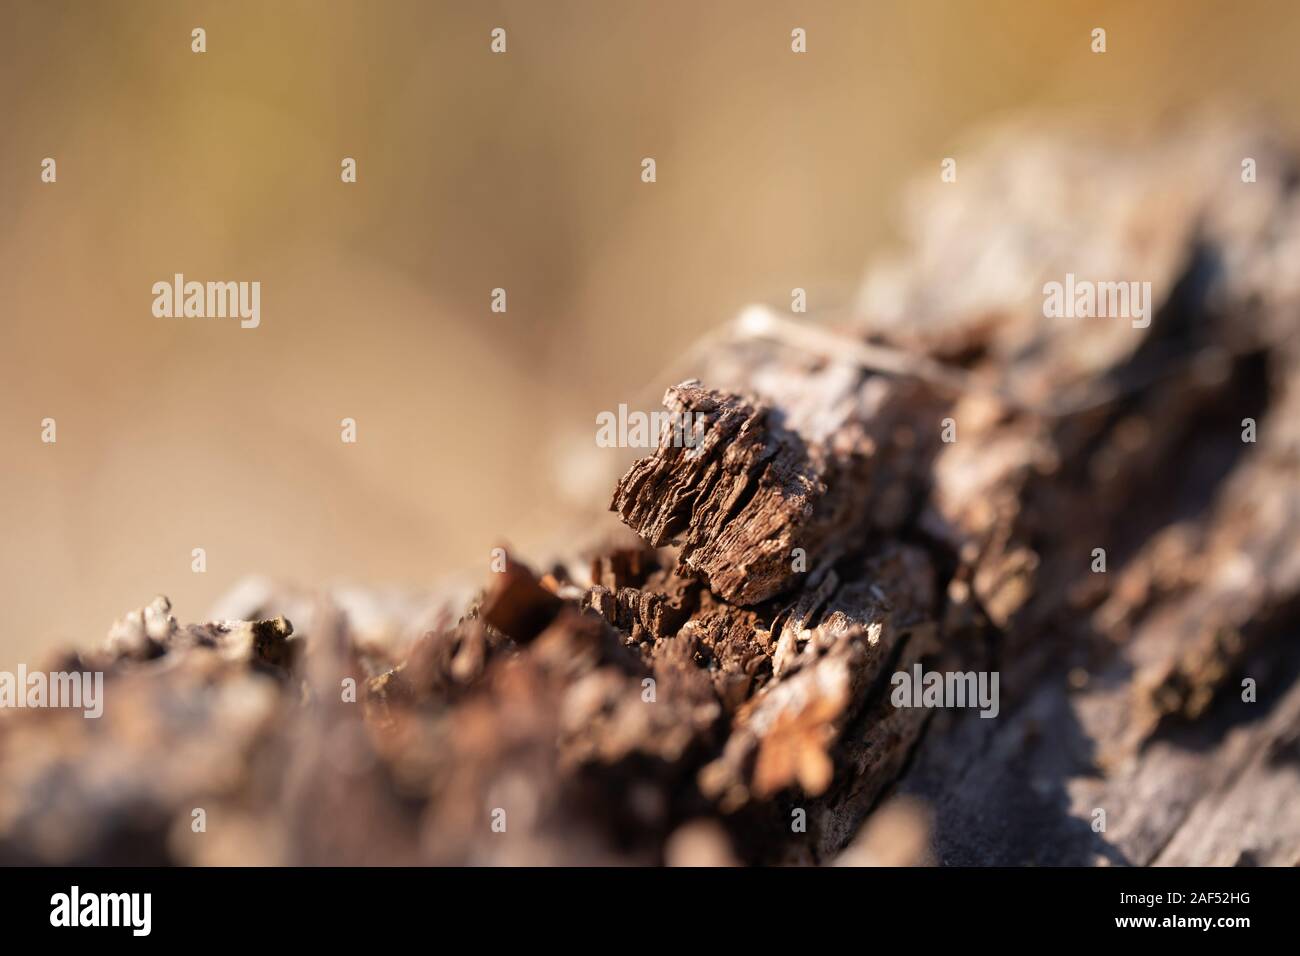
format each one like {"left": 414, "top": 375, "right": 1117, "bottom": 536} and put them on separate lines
{"left": 2, "top": 115, "right": 1298, "bottom": 865}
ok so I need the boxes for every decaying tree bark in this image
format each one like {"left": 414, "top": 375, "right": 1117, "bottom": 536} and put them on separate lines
{"left": 2, "top": 115, "right": 1298, "bottom": 865}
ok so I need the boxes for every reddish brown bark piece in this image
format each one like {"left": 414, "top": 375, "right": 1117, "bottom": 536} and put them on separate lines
{"left": 479, "top": 554, "right": 564, "bottom": 643}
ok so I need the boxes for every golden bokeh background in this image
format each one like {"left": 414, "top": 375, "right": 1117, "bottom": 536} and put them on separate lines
{"left": 3, "top": 0, "right": 1300, "bottom": 666}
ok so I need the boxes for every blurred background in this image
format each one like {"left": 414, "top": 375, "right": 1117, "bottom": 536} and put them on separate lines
{"left": 3, "top": 0, "right": 1300, "bottom": 668}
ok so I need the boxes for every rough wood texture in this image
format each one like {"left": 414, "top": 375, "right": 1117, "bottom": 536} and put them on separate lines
{"left": 2, "top": 115, "right": 1297, "bottom": 865}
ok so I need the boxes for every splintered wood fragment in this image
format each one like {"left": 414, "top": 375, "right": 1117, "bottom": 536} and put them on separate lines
{"left": 698, "top": 545, "right": 936, "bottom": 814}
{"left": 610, "top": 382, "right": 824, "bottom": 605}
{"left": 611, "top": 379, "right": 943, "bottom": 606}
